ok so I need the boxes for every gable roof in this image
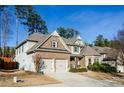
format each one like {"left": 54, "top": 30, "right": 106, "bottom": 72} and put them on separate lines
{"left": 81, "top": 46, "right": 100, "bottom": 56}
{"left": 17, "top": 31, "right": 85, "bottom": 54}
{"left": 26, "top": 31, "right": 71, "bottom": 53}
{"left": 63, "top": 37, "right": 84, "bottom": 46}
{"left": 17, "top": 32, "right": 82, "bottom": 48}
{"left": 21, "top": 33, "right": 101, "bottom": 57}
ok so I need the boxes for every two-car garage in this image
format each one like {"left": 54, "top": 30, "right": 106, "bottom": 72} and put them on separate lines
{"left": 41, "top": 59, "right": 68, "bottom": 73}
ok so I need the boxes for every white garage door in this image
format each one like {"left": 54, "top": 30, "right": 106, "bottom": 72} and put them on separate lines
{"left": 41, "top": 59, "right": 54, "bottom": 73}
{"left": 55, "top": 60, "right": 67, "bottom": 73}
{"left": 117, "top": 65, "right": 124, "bottom": 72}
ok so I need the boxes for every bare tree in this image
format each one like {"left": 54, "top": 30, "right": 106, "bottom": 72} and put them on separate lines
{"left": 117, "top": 31, "right": 124, "bottom": 72}
{"left": 111, "top": 26, "right": 124, "bottom": 71}
{"left": 1, "top": 9, "right": 12, "bottom": 57}
{"left": 32, "top": 53, "right": 43, "bottom": 73}
{"left": 0, "top": 6, "right": 6, "bottom": 56}
{"left": 0, "top": 12, "right": 2, "bottom": 56}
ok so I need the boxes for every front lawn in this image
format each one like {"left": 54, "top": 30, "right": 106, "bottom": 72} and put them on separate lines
{"left": 0, "top": 70, "right": 59, "bottom": 87}
{"left": 79, "top": 71, "right": 124, "bottom": 84}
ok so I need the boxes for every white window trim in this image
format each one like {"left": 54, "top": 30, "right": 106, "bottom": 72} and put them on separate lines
{"left": 72, "top": 46, "right": 80, "bottom": 54}
{"left": 51, "top": 41, "right": 57, "bottom": 48}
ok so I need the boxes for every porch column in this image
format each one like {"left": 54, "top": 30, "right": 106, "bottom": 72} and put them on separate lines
{"left": 75, "top": 57, "right": 77, "bottom": 68}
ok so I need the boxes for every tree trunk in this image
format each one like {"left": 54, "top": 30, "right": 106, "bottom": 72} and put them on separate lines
{"left": 0, "top": 13, "right": 2, "bottom": 56}
{"left": 123, "top": 62, "right": 124, "bottom": 73}
{"left": 16, "top": 15, "right": 18, "bottom": 46}
{"left": 3, "top": 43, "right": 5, "bottom": 57}
{"left": 0, "top": 24, "right": 1, "bottom": 56}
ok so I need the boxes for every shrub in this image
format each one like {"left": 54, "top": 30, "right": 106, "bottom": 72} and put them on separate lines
{"left": 92, "top": 62, "right": 101, "bottom": 71}
{"left": 0, "top": 58, "right": 19, "bottom": 70}
{"left": 0, "top": 58, "right": 4, "bottom": 69}
{"left": 100, "top": 63, "right": 110, "bottom": 73}
{"left": 87, "top": 62, "right": 116, "bottom": 73}
{"left": 0, "top": 58, "right": 4, "bottom": 63}
{"left": 87, "top": 64, "right": 92, "bottom": 70}
{"left": 111, "top": 67, "right": 116, "bottom": 72}
{"left": 100, "top": 63, "right": 116, "bottom": 73}
{"left": 87, "top": 62, "right": 101, "bottom": 71}
{"left": 69, "top": 68, "right": 87, "bottom": 73}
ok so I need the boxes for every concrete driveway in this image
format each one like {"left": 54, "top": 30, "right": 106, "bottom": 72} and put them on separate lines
{"left": 40, "top": 72, "right": 124, "bottom": 87}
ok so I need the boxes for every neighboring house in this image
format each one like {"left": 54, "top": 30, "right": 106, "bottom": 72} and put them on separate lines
{"left": 93, "top": 46, "right": 112, "bottom": 61}
{"left": 116, "top": 52, "right": 124, "bottom": 73}
{"left": 15, "top": 31, "right": 101, "bottom": 73}
{"left": 93, "top": 46, "right": 124, "bottom": 72}
{"left": 81, "top": 46, "right": 101, "bottom": 67}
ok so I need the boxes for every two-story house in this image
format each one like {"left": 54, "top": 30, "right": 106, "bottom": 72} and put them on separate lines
{"left": 15, "top": 31, "right": 101, "bottom": 73}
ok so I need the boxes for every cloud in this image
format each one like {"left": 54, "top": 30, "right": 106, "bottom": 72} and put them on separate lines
{"left": 68, "top": 11, "right": 112, "bottom": 24}
{"left": 67, "top": 11, "right": 124, "bottom": 43}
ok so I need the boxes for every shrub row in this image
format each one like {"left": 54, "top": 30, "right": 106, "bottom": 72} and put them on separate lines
{"left": 0, "top": 58, "right": 19, "bottom": 70}
{"left": 69, "top": 68, "right": 87, "bottom": 73}
{"left": 87, "top": 62, "right": 116, "bottom": 73}
{"left": 0, "top": 58, "right": 4, "bottom": 63}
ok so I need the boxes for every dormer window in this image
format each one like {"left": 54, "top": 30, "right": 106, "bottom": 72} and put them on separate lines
{"left": 73, "top": 46, "right": 80, "bottom": 53}
{"left": 51, "top": 41, "right": 57, "bottom": 48}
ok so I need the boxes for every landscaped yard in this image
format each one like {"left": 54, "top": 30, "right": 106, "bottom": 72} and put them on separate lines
{"left": 0, "top": 70, "right": 59, "bottom": 87}
{"left": 79, "top": 71, "right": 124, "bottom": 85}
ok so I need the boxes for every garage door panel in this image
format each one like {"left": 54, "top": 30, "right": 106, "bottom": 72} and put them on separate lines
{"left": 41, "top": 59, "right": 53, "bottom": 73}
{"left": 41, "top": 59, "right": 68, "bottom": 73}
{"left": 55, "top": 60, "right": 67, "bottom": 73}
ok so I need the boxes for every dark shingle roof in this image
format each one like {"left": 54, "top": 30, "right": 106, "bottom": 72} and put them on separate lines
{"left": 26, "top": 41, "right": 42, "bottom": 53}
{"left": 16, "top": 33, "right": 49, "bottom": 48}
{"left": 81, "top": 46, "right": 100, "bottom": 56}
{"left": 27, "top": 33, "right": 49, "bottom": 42}
{"left": 26, "top": 33, "right": 78, "bottom": 53}
{"left": 17, "top": 33, "right": 84, "bottom": 53}
{"left": 27, "top": 33, "right": 81, "bottom": 46}
{"left": 92, "top": 46, "right": 111, "bottom": 54}
{"left": 93, "top": 46, "right": 118, "bottom": 61}
{"left": 63, "top": 37, "right": 77, "bottom": 45}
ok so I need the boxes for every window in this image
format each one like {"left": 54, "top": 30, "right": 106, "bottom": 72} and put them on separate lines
{"left": 73, "top": 46, "right": 80, "bottom": 53}
{"left": 22, "top": 45, "right": 24, "bottom": 52}
{"left": 17, "top": 49, "right": 19, "bottom": 55}
{"left": 94, "top": 58, "right": 99, "bottom": 62}
{"left": 16, "top": 49, "right": 18, "bottom": 55}
{"left": 88, "top": 59, "right": 91, "bottom": 65}
{"left": 51, "top": 41, "right": 57, "bottom": 48}
{"left": 19, "top": 47, "right": 21, "bottom": 54}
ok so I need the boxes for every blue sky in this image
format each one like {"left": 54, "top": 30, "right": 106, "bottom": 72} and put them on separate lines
{"left": 8, "top": 5, "right": 124, "bottom": 46}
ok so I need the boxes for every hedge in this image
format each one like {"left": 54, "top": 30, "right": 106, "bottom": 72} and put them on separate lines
{"left": 69, "top": 68, "right": 87, "bottom": 73}
{"left": 0, "top": 58, "right": 19, "bottom": 70}
{"left": 87, "top": 62, "right": 116, "bottom": 73}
